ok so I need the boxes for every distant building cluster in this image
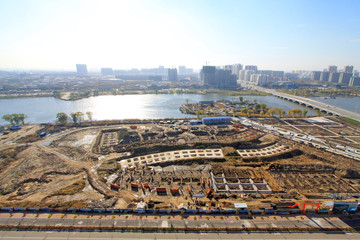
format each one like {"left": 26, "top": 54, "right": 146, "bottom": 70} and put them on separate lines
{"left": 200, "top": 66, "right": 237, "bottom": 90}
{"left": 75, "top": 64, "right": 194, "bottom": 82}
{"left": 239, "top": 68, "right": 284, "bottom": 86}
{"left": 311, "top": 65, "right": 360, "bottom": 87}
{"left": 200, "top": 63, "right": 285, "bottom": 89}
{"left": 221, "top": 64, "right": 284, "bottom": 87}
{"left": 113, "top": 65, "right": 193, "bottom": 77}
{"left": 74, "top": 62, "right": 360, "bottom": 89}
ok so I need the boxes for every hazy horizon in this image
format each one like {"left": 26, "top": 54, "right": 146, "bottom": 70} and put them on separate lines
{"left": 1, "top": 0, "right": 360, "bottom": 72}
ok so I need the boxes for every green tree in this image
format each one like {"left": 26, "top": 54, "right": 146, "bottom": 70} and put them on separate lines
{"left": 86, "top": 111, "right": 93, "bottom": 122}
{"left": 260, "top": 104, "right": 267, "bottom": 111}
{"left": 2, "top": 113, "right": 26, "bottom": 125}
{"left": 239, "top": 96, "right": 243, "bottom": 102}
{"left": 247, "top": 109, "right": 253, "bottom": 117}
{"left": 53, "top": 90, "right": 61, "bottom": 98}
{"left": 232, "top": 108, "right": 237, "bottom": 115}
{"left": 253, "top": 99, "right": 257, "bottom": 104}
{"left": 241, "top": 108, "right": 248, "bottom": 114}
{"left": 16, "top": 113, "right": 27, "bottom": 125}
{"left": 70, "top": 112, "right": 78, "bottom": 124}
{"left": 254, "top": 104, "right": 261, "bottom": 111}
{"left": 2, "top": 114, "right": 14, "bottom": 125}
{"left": 56, "top": 112, "right": 68, "bottom": 125}
{"left": 302, "top": 109, "right": 308, "bottom": 117}
{"left": 76, "top": 112, "right": 84, "bottom": 124}
{"left": 11, "top": 114, "right": 22, "bottom": 125}
{"left": 185, "top": 99, "right": 189, "bottom": 105}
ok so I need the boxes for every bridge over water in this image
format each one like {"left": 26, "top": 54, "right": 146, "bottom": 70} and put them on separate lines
{"left": 249, "top": 85, "right": 360, "bottom": 122}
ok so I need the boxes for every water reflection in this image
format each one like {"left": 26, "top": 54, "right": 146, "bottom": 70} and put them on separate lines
{"left": 0, "top": 94, "right": 319, "bottom": 124}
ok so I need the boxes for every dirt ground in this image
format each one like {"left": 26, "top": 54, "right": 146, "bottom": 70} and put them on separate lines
{"left": 0, "top": 117, "right": 359, "bottom": 210}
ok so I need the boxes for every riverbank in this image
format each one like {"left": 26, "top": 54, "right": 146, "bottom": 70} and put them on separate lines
{"left": 0, "top": 93, "right": 53, "bottom": 99}
{"left": 1, "top": 88, "right": 271, "bottom": 101}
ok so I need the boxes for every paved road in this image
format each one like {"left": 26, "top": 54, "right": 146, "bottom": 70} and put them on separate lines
{"left": 1, "top": 213, "right": 359, "bottom": 231}
{"left": 247, "top": 85, "right": 360, "bottom": 122}
{"left": 1, "top": 230, "right": 360, "bottom": 240}
{"left": 1, "top": 213, "right": 360, "bottom": 239}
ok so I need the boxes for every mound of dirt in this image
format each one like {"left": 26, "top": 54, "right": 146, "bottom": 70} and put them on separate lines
{"left": 0, "top": 145, "right": 82, "bottom": 196}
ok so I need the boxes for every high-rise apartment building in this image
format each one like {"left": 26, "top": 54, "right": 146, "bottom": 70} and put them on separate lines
{"left": 76, "top": 64, "right": 88, "bottom": 76}
{"left": 201, "top": 66, "right": 216, "bottom": 87}
{"left": 344, "top": 65, "right": 354, "bottom": 73}
{"left": 178, "top": 66, "right": 186, "bottom": 75}
{"left": 201, "top": 66, "right": 236, "bottom": 89}
{"left": 339, "top": 72, "right": 352, "bottom": 85}
{"left": 350, "top": 77, "right": 360, "bottom": 87}
{"left": 329, "top": 72, "right": 340, "bottom": 83}
{"left": 168, "top": 68, "right": 177, "bottom": 81}
{"left": 232, "top": 64, "right": 243, "bottom": 77}
{"left": 320, "top": 71, "right": 330, "bottom": 82}
{"left": 223, "top": 65, "right": 233, "bottom": 71}
{"left": 311, "top": 71, "right": 321, "bottom": 81}
{"left": 328, "top": 65, "right": 338, "bottom": 73}
{"left": 238, "top": 70, "right": 246, "bottom": 81}
{"left": 216, "top": 69, "right": 237, "bottom": 89}
{"left": 245, "top": 65, "right": 258, "bottom": 71}
{"left": 101, "top": 68, "right": 114, "bottom": 75}
{"left": 250, "top": 74, "right": 268, "bottom": 86}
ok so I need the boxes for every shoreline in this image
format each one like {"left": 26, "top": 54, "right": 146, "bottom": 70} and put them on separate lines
{"left": 1, "top": 91, "right": 359, "bottom": 101}
{"left": 1, "top": 89, "right": 272, "bottom": 101}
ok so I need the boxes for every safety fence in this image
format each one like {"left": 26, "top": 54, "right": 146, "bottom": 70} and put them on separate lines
{"left": 0, "top": 207, "right": 333, "bottom": 215}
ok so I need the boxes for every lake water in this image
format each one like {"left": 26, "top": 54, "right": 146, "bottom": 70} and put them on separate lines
{"left": 0, "top": 93, "right": 323, "bottom": 124}
{"left": 309, "top": 96, "right": 360, "bottom": 114}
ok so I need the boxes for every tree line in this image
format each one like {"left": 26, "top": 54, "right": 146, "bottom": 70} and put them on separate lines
{"left": 2, "top": 113, "right": 27, "bottom": 125}
{"left": 56, "top": 111, "right": 93, "bottom": 125}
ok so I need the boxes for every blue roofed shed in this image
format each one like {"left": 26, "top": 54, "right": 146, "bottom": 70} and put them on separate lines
{"left": 202, "top": 116, "right": 231, "bottom": 125}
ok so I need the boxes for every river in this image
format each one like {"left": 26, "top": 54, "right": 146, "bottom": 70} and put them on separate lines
{"left": 0, "top": 93, "right": 326, "bottom": 125}
{"left": 309, "top": 96, "right": 360, "bottom": 114}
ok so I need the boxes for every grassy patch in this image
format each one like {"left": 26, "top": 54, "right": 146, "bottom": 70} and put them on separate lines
{"left": 344, "top": 117, "right": 360, "bottom": 125}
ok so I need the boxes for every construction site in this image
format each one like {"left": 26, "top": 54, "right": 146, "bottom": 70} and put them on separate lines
{"left": 0, "top": 115, "right": 360, "bottom": 211}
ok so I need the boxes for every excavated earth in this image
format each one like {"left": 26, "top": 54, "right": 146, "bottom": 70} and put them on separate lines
{"left": 0, "top": 117, "right": 359, "bottom": 210}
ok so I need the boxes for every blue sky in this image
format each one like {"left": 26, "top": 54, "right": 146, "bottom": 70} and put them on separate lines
{"left": 0, "top": 0, "right": 359, "bottom": 71}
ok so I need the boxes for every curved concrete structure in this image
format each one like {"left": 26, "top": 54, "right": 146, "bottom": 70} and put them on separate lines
{"left": 119, "top": 149, "right": 224, "bottom": 168}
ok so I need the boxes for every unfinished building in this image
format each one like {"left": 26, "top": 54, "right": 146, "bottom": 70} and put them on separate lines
{"left": 118, "top": 149, "right": 224, "bottom": 168}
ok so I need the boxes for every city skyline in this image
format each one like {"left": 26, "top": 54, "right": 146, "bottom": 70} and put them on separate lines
{"left": 0, "top": 0, "right": 360, "bottom": 71}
